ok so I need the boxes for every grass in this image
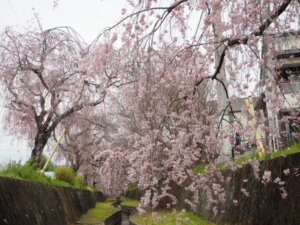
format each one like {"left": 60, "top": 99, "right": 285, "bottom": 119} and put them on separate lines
{"left": 194, "top": 165, "right": 209, "bottom": 174}
{"left": 235, "top": 152, "right": 265, "bottom": 165}
{"left": 0, "top": 161, "right": 55, "bottom": 184}
{"left": 271, "top": 141, "right": 300, "bottom": 158}
{"left": 195, "top": 141, "right": 300, "bottom": 174}
{"left": 0, "top": 161, "right": 94, "bottom": 190}
{"left": 127, "top": 182, "right": 138, "bottom": 191}
{"left": 131, "top": 210, "right": 215, "bottom": 225}
{"left": 0, "top": 165, "right": 73, "bottom": 187}
{"left": 120, "top": 197, "right": 139, "bottom": 207}
{"left": 237, "top": 141, "right": 300, "bottom": 164}
{"left": 76, "top": 201, "right": 120, "bottom": 224}
{"left": 86, "top": 185, "right": 100, "bottom": 191}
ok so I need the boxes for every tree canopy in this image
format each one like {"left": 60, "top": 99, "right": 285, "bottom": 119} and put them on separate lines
{"left": 1, "top": 0, "right": 300, "bottom": 214}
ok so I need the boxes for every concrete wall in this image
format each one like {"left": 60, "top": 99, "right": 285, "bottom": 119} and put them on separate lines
{"left": 126, "top": 153, "right": 300, "bottom": 225}
{"left": 196, "top": 153, "right": 300, "bottom": 225}
{"left": 0, "top": 177, "right": 105, "bottom": 225}
{"left": 104, "top": 210, "right": 122, "bottom": 225}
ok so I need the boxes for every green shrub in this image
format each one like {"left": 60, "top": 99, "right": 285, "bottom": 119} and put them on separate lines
{"left": 127, "top": 182, "right": 138, "bottom": 191}
{"left": 54, "top": 166, "right": 76, "bottom": 184}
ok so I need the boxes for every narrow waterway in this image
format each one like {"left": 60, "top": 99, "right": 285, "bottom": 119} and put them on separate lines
{"left": 113, "top": 205, "right": 131, "bottom": 225}
{"left": 121, "top": 211, "right": 130, "bottom": 225}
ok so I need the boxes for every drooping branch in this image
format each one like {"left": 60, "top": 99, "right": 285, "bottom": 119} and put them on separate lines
{"left": 87, "top": 0, "right": 189, "bottom": 53}
{"left": 195, "top": 0, "right": 293, "bottom": 87}
{"left": 254, "top": 0, "right": 293, "bottom": 36}
{"left": 49, "top": 94, "right": 106, "bottom": 134}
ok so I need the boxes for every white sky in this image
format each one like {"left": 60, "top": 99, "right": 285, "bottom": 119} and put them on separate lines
{"left": 0, "top": 0, "right": 126, "bottom": 164}
{"left": 0, "top": 0, "right": 126, "bottom": 43}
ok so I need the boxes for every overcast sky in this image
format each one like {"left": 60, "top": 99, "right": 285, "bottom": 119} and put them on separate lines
{"left": 0, "top": 0, "right": 126, "bottom": 164}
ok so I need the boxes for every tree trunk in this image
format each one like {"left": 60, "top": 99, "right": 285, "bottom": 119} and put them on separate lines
{"left": 31, "top": 131, "right": 51, "bottom": 166}
{"left": 261, "top": 93, "right": 270, "bottom": 151}
{"left": 72, "top": 163, "right": 80, "bottom": 174}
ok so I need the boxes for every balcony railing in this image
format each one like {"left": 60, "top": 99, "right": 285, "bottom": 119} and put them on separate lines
{"left": 279, "top": 82, "right": 300, "bottom": 93}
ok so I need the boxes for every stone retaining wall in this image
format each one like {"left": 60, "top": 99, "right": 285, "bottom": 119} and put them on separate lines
{"left": 179, "top": 153, "right": 300, "bottom": 225}
{"left": 0, "top": 177, "right": 105, "bottom": 225}
{"left": 203, "top": 153, "right": 300, "bottom": 225}
{"left": 126, "top": 153, "right": 300, "bottom": 225}
{"left": 104, "top": 210, "right": 122, "bottom": 225}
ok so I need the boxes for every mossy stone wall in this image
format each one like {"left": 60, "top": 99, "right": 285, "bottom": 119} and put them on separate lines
{"left": 0, "top": 177, "right": 105, "bottom": 225}
{"left": 196, "top": 153, "right": 300, "bottom": 225}
{"left": 126, "top": 153, "right": 300, "bottom": 225}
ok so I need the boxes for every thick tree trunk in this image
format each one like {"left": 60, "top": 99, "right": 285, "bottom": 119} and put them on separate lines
{"left": 31, "top": 131, "right": 51, "bottom": 166}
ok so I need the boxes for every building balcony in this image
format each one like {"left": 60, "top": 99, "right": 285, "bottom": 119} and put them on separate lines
{"left": 279, "top": 82, "right": 300, "bottom": 93}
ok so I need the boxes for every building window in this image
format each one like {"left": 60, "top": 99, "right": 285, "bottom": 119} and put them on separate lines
{"left": 278, "top": 63, "right": 300, "bottom": 93}
{"left": 278, "top": 63, "right": 300, "bottom": 82}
